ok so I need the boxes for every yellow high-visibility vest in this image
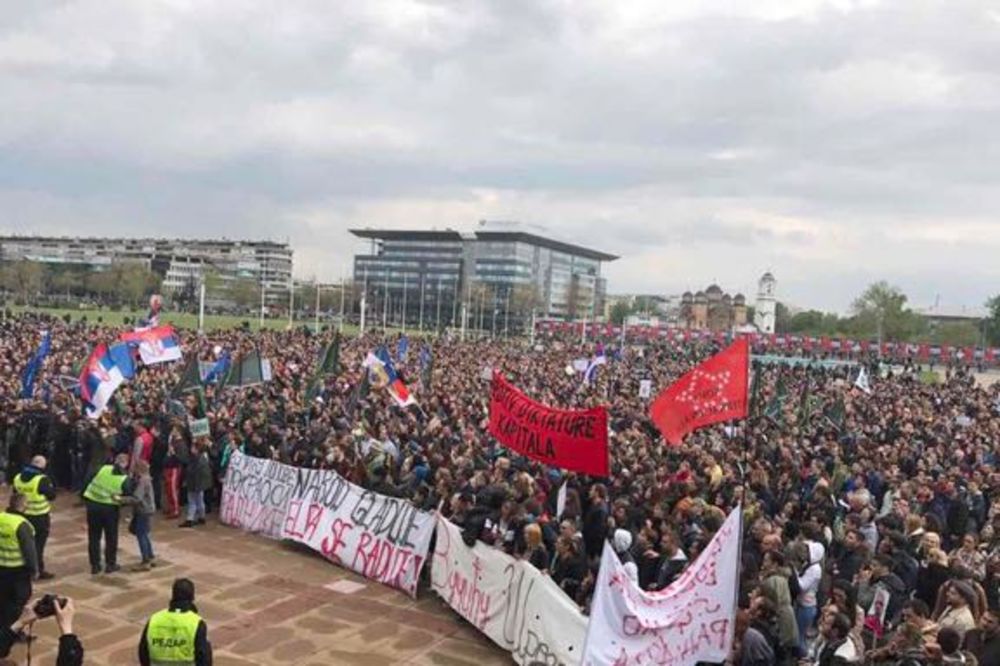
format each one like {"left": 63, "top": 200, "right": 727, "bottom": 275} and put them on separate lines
{"left": 13, "top": 473, "right": 51, "bottom": 516}
{"left": 146, "top": 609, "right": 202, "bottom": 665}
{"left": 83, "top": 465, "right": 125, "bottom": 506}
{"left": 0, "top": 512, "right": 33, "bottom": 569}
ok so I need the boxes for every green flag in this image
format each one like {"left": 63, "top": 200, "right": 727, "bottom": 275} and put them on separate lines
{"left": 824, "top": 396, "right": 846, "bottom": 431}
{"left": 797, "top": 378, "right": 817, "bottom": 428}
{"left": 306, "top": 333, "right": 341, "bottom": 401}
{"left": 172, "top": 357, "right": 202, "bottom": 398}
{"left": 748, "top": 367, "right": 762, "bottom": 418}
{"left": 319, "top": 333, "right": 341, "bottom": 376}
{"left": 763, "top": 374, "right": 789, "bottom": 423}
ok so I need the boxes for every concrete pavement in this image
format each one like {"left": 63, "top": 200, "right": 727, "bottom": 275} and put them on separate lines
{"left": 0, "top": 494, "right": 511, "bottom": 665}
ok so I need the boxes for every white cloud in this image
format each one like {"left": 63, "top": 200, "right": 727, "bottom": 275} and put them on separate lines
{"left": 0, "top": 0, "right": 998, "bottom": 313}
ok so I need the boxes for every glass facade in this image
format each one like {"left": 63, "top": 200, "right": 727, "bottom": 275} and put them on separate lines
{"left": 351, "top": 229, "right": 614, "bottom": 332}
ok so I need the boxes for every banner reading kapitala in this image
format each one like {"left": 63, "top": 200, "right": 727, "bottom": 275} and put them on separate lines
{"left": 489, "top": 371, "right": 609, "bottom": 476}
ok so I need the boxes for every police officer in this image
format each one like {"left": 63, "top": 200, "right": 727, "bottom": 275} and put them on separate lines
{"left": 82, "top": 453, "right": 133, "bottom": 575}
{"left": 13, "top": 454, "right": 57, "bottom": 579}
{"left": 0, "top": 493, "right": 38, "bottom": 630}
{"left": 138, "top": 578, "right": 212, "bottom": 666}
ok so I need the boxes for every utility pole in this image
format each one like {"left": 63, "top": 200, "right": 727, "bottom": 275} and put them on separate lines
{"left": 451, "top": 276, "right": 459, "bottom": 328}
{"left": 460, "top": 302, "right": 467, "bottom": 342}
{"left": 580, "top": 311, "right": 587, "bottom": 346}
{"left": 530, "top": 309, "right": 536, "bottom": 346}
{"left": 288, "top": 280, "right": 294, "bottom": 329}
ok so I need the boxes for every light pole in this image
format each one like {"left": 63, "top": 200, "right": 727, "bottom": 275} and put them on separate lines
{"left": 288, "top": 279, "right": 294, "bottom": 329}
{"left": 419, "top": 274, "right": 425, "bottom": 333}
{"left": 339, "top": 273, "right": 346, "bottom": 334}
{"left": 382, "top": 270, "right": 389, "bottom": 332}
{"left": 402, "top": 273, "right": 408, "bottom": 333}
{"left": 259, "top": 279, "right": 265, "bottom": 330}
{"left": 314, "top": 281, "right": 321, "bottom": 333}
{"left": 436, "top": 279, "right": 442, "bottom": 333}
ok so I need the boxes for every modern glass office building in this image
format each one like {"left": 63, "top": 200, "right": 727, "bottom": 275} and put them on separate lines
{"left": 351, "top": 224, "right": 616, "bottom": 332}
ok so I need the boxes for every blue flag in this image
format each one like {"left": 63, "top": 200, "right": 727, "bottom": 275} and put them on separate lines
{"left": 419, "top": 344, "right": 432, "bottom": 369}
{"left": 204, "top": 351, "right": 231, "bottom": 384}
{"left": 20, "top": 331, "right": 51, "bottom": 399}
{"left": 397, "top": 335, "right": 409, "bottom": 362}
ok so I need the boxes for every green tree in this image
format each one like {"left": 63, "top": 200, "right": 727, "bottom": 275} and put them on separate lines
{"left": 851, "top": 281, "right": 925, "bottom": 341}
{"left": 774, "top": 302, "right": 791, "bottom": 333}
{"left": 985, "top": 295, "right": 1000, "bottom": 346}
{"left": 1, "top": 260, "right": 47, "bottom": 304}
{"left": 609, "top": 300, "right": 632, "bottom": 325}
{"left": 927, "top": 320, "right": 982, "bottom": 346}
{"left": 230, "top": 278, "right": 260, "bottom": 309}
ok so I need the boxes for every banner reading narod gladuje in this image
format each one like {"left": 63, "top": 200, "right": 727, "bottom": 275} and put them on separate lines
{"left": 489, "top": 371, "right": 609, "bottom": 476}
{"left": 281, "top": 466, "right": 435, "bottom": 597}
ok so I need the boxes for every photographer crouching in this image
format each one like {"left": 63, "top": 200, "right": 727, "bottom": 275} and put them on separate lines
{"left": 0, "top": 594, "right": 83, "bottom": 665}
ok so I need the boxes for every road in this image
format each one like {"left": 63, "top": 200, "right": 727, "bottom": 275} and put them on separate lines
{"left": 0, "top": 492, "right": 510, "bottom": 665}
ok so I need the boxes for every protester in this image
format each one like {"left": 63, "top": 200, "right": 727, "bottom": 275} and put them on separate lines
{"left": 5, "top": 313, "right": 1000, "bottom": 666}
{"left": 0, "top": 595, "right": 83, "bottom": 665}
{"left": 121, "top": 458, "right": 157, "bottom": 569}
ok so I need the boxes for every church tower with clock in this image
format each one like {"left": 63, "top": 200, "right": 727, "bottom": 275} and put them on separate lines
{"left": 754, "top": 271, "right": 777, "bottom": 334}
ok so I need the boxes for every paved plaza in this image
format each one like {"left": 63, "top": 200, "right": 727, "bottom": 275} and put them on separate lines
{"left": 0, "top": 495, "right": 511, "bottom": 665}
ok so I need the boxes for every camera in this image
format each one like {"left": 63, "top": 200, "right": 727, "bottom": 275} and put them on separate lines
{"left": 33, "top": 594, "right": 67, "bottom": 619}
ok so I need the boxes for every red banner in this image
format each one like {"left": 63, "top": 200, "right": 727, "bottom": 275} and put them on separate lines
{"left": 649, "top": 338, "right": 750, "bottom": 446}
{"left": 489, "top": 372, "right": 609, "bottom": 476}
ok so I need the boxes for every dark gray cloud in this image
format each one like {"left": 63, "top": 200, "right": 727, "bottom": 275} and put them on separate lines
{"left": 0, "top": 0, "right": 998, "bottom": 312}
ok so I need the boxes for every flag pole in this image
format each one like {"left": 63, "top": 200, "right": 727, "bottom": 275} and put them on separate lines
{"left": 742, "top": 336, "right": 752, "bottom": 483}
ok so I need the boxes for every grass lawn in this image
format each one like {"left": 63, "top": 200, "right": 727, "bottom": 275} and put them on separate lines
{"left": 10, "top": 305, "right": 331, "bottom": 332}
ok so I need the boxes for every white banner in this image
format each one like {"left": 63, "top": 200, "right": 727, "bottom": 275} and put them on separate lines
{"left": 430, "top": 515, "right": 587, "bottom": 665}
{"left": 282, "top": 467, "right": 435, "bottom": 597}
{"left": 581, "top": 507, "right": 741, "bottom": 666}
{"left": 639, "top": 379, "right": 652, "bottom": 398}
{"left": 220, "top": 451, "right": 296, "bottom": 539}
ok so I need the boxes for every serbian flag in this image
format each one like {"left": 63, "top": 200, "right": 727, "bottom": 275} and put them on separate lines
{"left": 120, "top": 325, "right": 182, "bottom": 365}
{"left": 650, "top": 337, "right": 749, "bottom": 446}
{"left": 79, "top": 343, "right": 135, "bottom": 419}
{"left": 364, "top": 346, "right": 417, "bottom": 408}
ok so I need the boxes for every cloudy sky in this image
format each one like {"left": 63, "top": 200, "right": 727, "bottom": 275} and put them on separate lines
{"left": 1, "top": 0, "right": 997, "bottom": 312}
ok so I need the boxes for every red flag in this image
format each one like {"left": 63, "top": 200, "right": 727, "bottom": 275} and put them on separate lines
{"left": 649, "top": 338, "right": 750, "bottom": 446}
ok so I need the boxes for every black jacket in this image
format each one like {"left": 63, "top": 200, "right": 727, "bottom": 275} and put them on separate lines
{"left": 0, "top": 625, "right": 83, "bottom": 665}
{"left": 138, "top": 601, "right": 212, "bottom": 666}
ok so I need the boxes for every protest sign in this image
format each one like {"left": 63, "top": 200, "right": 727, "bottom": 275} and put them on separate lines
{"left": 282, "top": 467, "right": 435, "bottom": 596}
{"left": 431, "top": 515, "right": 587, "bottom": 665}
{"left": 639, "top": 379, "right": 652, "bottom": 398}
{"left": 581, "top": 507, "right": 741, "bottom": 666}
{"left": 219, "top": 451, "right": 296, "bottom": 539}
{"left": 489, "top": 371, "right": 608, "bottom": 476}
{"left": 189, "top": 417, "right": 210, "bottom": 438}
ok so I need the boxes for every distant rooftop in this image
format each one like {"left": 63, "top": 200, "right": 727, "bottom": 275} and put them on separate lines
{"left": 349, "top": 227, "right": 618, "bottom": 261}
{"left": 916, "top": 305, "right": 987, "bottom": 320}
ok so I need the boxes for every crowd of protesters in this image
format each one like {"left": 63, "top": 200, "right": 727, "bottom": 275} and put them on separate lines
{"left": 2, "top": 310, "right": 1000, "bottom": 665}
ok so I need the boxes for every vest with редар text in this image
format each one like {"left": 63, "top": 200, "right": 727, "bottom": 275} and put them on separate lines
{"left": 13, "top": 473, "right": 50, "bottom": 516}
{"left": 83, "top": 465, "right": 126, "bottom": 506}
{"left": 0, "top": 512, "right": 34, "bottom": 569}
{"left": 146, "top": 608, "right": 202, "bottom": 665}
